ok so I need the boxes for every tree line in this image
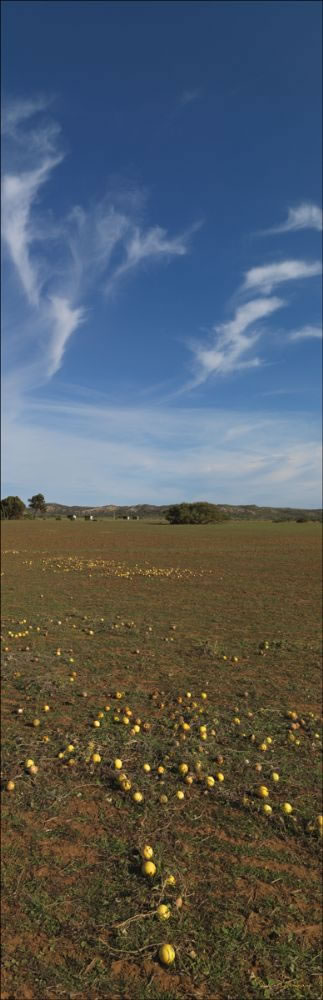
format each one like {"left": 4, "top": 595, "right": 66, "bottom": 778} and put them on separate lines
{"left": 0, "top": 497, "right": 228, "bottom": 524}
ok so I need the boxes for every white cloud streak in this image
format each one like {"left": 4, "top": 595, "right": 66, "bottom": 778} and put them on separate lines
{"left": 243, "top": 259, "right": 322, "bottom": 294}
{"left": 1, "top": 96, "right": 53, "bottom": 135}
{"left": 188, "top": 296, "right": 284, "bottom": 384}
{"left": 288, "top": 324, "right": 323, "bottom": 342}
{"left": 266, "top": 202, "right": 323, "bottom": 234}
{"left": 105, "top": 224, "right": 189, "bottom": 294}
{"left": 47, "top": 297, "right": 87, "bottom": 376}
{"left": 2, "top": 156, "right": 63, "bottom": 305}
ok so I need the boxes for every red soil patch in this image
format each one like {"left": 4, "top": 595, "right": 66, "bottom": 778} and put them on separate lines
{"left": 285, "top": 923, "right": 322, "bottom": 945}
{"left": 110, "top": 957, "right": 210, "bottom": 998}
{"left": 41, "top": 839, "right": 99, "bottom": 864}
{"left": 240, "top": 856, "right": 318, "bottom": 880}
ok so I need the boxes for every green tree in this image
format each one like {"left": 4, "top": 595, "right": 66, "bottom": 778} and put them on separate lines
{"left": 165, "top": 503, "right": 229, "bottom": 525}
{"left": 28, "top": 493, "right": 47, "bottom": 515}
{"left": 0, "top": 496, "right": 26, "bottom": 520}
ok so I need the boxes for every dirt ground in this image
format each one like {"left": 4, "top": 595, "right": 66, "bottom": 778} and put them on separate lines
{"left": 1, "top": 519, "right": 322, "bottom": 999}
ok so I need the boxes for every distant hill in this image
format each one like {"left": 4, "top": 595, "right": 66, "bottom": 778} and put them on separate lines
{"left": 44, "top": 502, "right": 322, "bottom": 521}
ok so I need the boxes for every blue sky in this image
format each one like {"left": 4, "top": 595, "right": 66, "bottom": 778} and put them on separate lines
{"left": 2, "top": 0, "right": 322, "bottom": 507}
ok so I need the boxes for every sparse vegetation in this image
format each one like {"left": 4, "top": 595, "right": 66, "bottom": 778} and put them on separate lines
{"left": 1, "top": 519, "right": 322, "bottom": 999}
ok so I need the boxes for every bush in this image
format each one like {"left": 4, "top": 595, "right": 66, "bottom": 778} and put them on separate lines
{"left": 165, "top": 503, "right": 229, "bottom": 525}
{"left": 1, "top": 496, "right": 26, "bottom": 520}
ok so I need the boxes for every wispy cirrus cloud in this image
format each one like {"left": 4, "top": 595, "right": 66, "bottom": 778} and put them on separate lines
{"left": 2, "top": 97, "right": 195, "bottom": 389}
{"left": 1, "top": 95, "right": 53, "bottom": 136}
{"left": 187, "top": 297, "right": 285, "bottom": 385}
{"left": 2, "top": 156, "right": 63, "bottom": 306}
{"left": 243, "top": 259, "right": 322, "bottom": 295}
{"left": 105, "top": 223, "right": 191, "bottom": 295}
{"left": 46, "top": 297, "right": 87, "bottom": 377}
{"left": 288, "top": 324, "right": 322, "bottom": 342}
{"left": 265, "top": 202, "right": 323, "bottom": 234}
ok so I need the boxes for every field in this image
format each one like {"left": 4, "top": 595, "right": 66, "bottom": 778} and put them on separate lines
{"left": 1, "top": 519, "right": 322, "bottom": 1000}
